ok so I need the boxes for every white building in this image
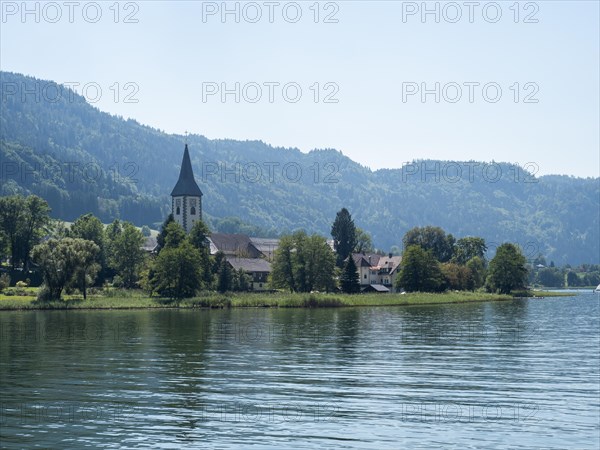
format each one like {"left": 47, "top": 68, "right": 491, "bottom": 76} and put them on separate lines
{"left": 351, "top": 253, "right": 402, "bottom": 293}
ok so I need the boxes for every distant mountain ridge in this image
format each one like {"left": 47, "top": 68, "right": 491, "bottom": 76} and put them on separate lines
{"left": 1, "top": 71, "right": 598, "bottom": 264}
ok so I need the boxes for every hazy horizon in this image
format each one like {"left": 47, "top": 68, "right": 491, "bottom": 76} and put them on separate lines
{"left": 1, "top": 1, "right": 599, "bottom": 177}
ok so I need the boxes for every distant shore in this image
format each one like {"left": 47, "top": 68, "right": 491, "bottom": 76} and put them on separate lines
{"left": 0, "top": 289, "right": 581, "bottom": 311}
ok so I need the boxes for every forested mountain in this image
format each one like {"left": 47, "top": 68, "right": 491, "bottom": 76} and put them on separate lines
{"left": 1, "top": 72, "right": 598, "bottom": 264}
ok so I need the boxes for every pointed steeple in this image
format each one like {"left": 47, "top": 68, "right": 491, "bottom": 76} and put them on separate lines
{"left": 171, "top": 144, "right": 203, "bottom": 197}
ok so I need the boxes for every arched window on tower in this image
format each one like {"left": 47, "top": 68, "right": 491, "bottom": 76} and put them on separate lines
{"left": 176, "top": 207, "right": 180, "bottom": 215}
{"left": 191, "top": 207, "right": 196, "bottom": 215}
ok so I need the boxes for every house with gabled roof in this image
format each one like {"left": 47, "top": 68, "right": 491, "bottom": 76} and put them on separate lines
{"left": 227, "top": 257, "right": 272, "bottom": 291}
{"left": 208, "top": 233, "right": 263, "bottom": 258}
{"left": 141, "top": 236, "right": 158, "bottom": 253}
{"left": 248, "top": 237, "right": 279, "bottom": 261}
{"left": 351, "top": 252, "right": 402, "bottom": 293}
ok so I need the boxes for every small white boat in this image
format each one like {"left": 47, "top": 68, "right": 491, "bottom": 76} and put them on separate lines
{"left": 595, "top": 284, "right": 600, "bottom": 293}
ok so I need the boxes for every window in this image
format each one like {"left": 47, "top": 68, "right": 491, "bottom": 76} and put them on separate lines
{"left": 176, "top": 207, "right": 180, "bottom": 215}
{"left": 364, "top": 274, "right": 367, "bottom": 279}
{"left": 190, "top": 207, "right": 196, "bottom": 215}
{"left": 259, "top": 283, "right": 262, "bottom": 288}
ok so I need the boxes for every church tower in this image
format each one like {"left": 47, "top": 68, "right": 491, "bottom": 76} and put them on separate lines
{"left": 171, "top": 143, "right": 203, "bottom": 232}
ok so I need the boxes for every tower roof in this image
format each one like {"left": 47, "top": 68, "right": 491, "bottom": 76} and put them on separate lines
{"left": 171, "top": 144, "right": 203, "bottom": 197}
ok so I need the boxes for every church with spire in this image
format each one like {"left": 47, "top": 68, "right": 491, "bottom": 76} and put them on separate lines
{"left": 164, "top": 140, "right": 277, "bottom": 291}
{"left": 171, "top": 143, "right": 203, "bottom": 233}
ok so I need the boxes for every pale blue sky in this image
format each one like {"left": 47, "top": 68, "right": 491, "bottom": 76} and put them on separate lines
{"left": 1, "top": 1, "right": 598, "bottom": 176}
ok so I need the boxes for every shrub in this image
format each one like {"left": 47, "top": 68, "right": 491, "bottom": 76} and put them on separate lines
{"left": 0, "top": 273, "right": 10, "bottom": 291}
{"left": 87, "top": 287, "right": 100, "bottom": 296}
{"left": 112, "top": 275, "right": 123, "bottom": 288}
{"left": 1, "top": 287, "right": 28, "bottom": 296}
{"left": 37, "top": 285, "right": 55, "bottom": 302}
{"left": 16, "top": 280, "right": 28, "bottom": 288}
{"left": 188, "top": 295, "right": 232, "bottom": 308}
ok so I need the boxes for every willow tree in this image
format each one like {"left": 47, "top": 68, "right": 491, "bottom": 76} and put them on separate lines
{"left": 32, "top": 238, "right": 99, "bottom": 301}
{"left": 69, "top": 213, "right": 106, "bottom": 280}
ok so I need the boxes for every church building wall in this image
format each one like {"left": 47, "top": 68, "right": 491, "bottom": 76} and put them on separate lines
{"left": 172, "top": 195, "right": 202, "bottom": 233}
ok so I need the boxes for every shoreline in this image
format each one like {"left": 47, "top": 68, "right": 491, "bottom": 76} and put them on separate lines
{"left": 0, "top": 290, "right": 579, "bottom": 311}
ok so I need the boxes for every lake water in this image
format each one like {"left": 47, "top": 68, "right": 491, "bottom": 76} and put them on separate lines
{"left": 1, "top": 293, "right": 599, "bottom": 449}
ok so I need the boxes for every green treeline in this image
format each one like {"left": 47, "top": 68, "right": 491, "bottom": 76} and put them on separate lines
{"left": 1, "top": 72, "right": 598, "bottom": 265}
{"left": 0, "top": 196, "right": 596, "bottom": 302}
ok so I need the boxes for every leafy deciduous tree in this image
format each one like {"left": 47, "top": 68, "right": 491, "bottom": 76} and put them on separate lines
{"left": 566, "top": 271, "right": 580, "bottom": 287}
{"left": 354, "top": 227, "right": 374, "bottom": 254}
{"left": 233, "top": 267, "right": 251, "bottom": 292}
{"left": 163, "top": 222, "right": 186, "bottom": 249}
{"left": 486, "top": 243, "right": 528, "bottom": 294}
{"left": 441, "top": 262, "right": 472, "bottom": 291}
{"left": 402, "top": 226, "right": 455, "bottom": 263}
{"left": 536, "top": 267, "right": 564, "bottom": 288}
{"left": 466, "top": 256, "right": 486, "bottom": 290}
{"left": 452, "top": 237, "right": 487, "bottom": 265}
{"left": 396, "top": 245, "right": 445, "bottom": 292}
{"left": 0, "top": 195, "right": 51, "bottom": 270}
{"left": 151, "top": 241, "right": 202, "bottom": 299}
{"left": 271, "top": 231, "right": 336, "bottom": 292}
{"left": 189, "top": 220, "right": 213, "bottom": 285}
{"left": 20, "top": 195, "right": 52, "bottom": 270}
{"left": 107, "top": 222, "right": 146, "bottom": 288}
{"left": 270, "top": 235, "right": 295, "bottom": 292}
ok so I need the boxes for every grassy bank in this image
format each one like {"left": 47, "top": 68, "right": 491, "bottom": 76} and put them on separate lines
{"left": 0, "top": 290, "right": 515, "bottom": 310}
{"left": 513, "top": 290, "right": 578, "bottom": 298}
{"left": 529, "top": 291, "right": 577, "bottom": 297}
